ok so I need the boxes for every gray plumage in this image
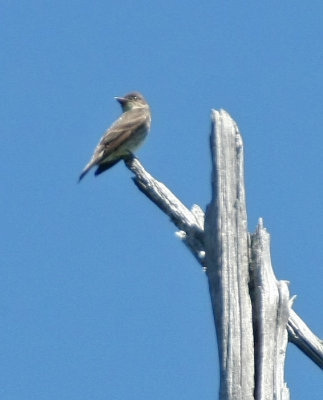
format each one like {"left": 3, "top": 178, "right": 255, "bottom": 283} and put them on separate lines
{"left": 79, "top": 92, "right": 151, "bottom": 181}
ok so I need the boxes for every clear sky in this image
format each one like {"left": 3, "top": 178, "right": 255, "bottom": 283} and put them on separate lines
{"left": 2, "top": 1, "right": 322, "bottom": 399}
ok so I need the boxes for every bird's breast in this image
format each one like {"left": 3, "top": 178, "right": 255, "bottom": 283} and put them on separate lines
{"left": 124, "top": 124, "right": 149, "bottom": 152}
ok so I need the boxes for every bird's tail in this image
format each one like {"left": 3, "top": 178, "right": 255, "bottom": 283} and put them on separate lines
{"left": 78, "top": 162, "right": 94, "bottom": 182}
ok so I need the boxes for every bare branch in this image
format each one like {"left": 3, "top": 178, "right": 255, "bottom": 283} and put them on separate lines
{"left": 288, "top": 309, "right": 323, "bottom": 369}
{"left": 124, "top": 156, "right": 205, "bottom": 266}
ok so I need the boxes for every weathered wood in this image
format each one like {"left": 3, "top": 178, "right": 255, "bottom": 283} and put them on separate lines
{"left": 204, "top": 110, "right": 254, "bottom": 400}
{"left": 250, "top": 219, "right": 290, "bottom": 400}
{"left": 288, "top": 309, "right": 323, "bottom": 369}
{"left": 124, "top": 110, "right": 323, "bottom": 399}
{"left": 124, "top": 156, "right": 205, "bottom": 266}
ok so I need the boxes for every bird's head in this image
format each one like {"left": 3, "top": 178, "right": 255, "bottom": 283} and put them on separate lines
{"left": 115, "top": 92, "right": 147, "bottom": 112}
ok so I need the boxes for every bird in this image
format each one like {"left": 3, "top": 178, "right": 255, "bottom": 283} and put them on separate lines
{"left": 79, "top": 91, "right": 151, "bottom": 181}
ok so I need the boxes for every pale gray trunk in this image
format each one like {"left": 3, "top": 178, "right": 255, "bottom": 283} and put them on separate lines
{"left": 124, "top": 108, "right": 323, "bottom": 400}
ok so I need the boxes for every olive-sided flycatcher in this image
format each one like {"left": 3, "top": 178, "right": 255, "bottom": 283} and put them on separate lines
{"left": 79, "top": 92, "right": 151, "bottom": 181}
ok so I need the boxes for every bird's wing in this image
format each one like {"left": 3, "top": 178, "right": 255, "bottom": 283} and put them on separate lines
{"left": 78, "top": 108, "right": 149, "bottom": 181}
{"left": 89, "top": 108, "right": 147, "bottom": 163}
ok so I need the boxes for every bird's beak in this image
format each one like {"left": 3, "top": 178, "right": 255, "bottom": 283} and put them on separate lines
{"left": 115, "top": 96, "right": 127, "bottom": 104}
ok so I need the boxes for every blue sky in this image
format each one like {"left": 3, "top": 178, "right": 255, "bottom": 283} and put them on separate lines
{"left": 2, "top": 1, "right": 322, "bottom": 399}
